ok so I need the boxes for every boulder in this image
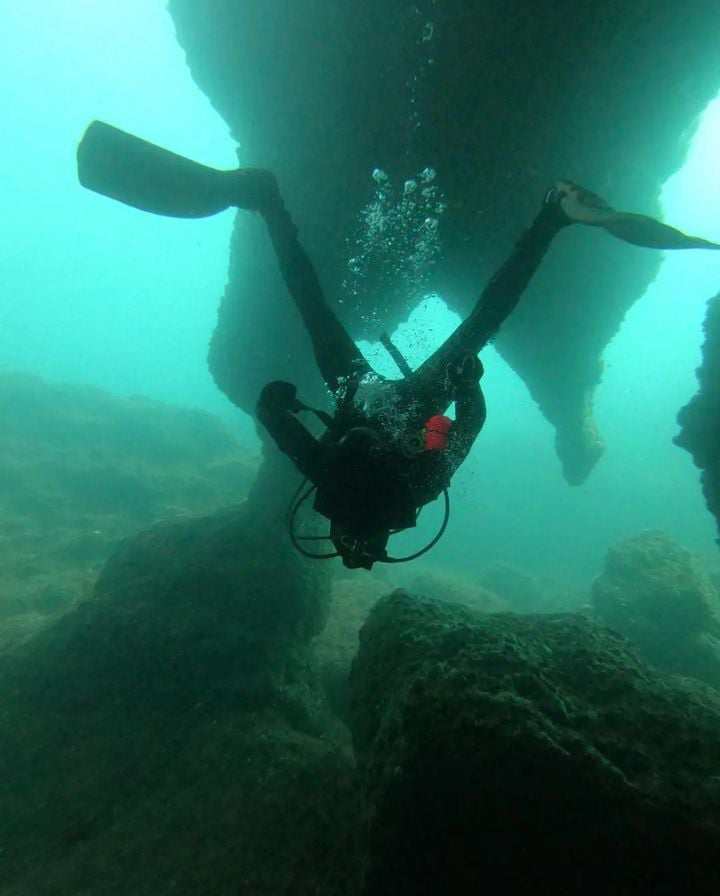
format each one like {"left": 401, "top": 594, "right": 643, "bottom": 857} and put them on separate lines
{"left": 592, "top": 531, "right": 720, "bottom": 686}
{"left": 0, "top": 507, "right": 359, "bottom": 896}
{"left": 0, "top": 371, "right": 257, "bottom": 620}
{"left": 350, "top": 590, "right": 720, "bottom": 895}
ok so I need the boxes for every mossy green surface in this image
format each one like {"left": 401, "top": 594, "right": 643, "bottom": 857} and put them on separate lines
{"left": 592, "top": 531, "right": 720, "bottom": 686}
{"left": 0, "top": 503, "right": 354, "bottom": 896}
{"left": 0, "top": 372, "right": 257, "bottom": 625}
{"left": 350, "top": 590, "right": 720, "bottom": 894}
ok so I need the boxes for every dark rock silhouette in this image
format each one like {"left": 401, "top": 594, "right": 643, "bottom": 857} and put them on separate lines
{"left": 676, "top": 295, "right": 720, "bottom": 544}
{"left": 350, "top": 590, "right": 720, "bottom": 895}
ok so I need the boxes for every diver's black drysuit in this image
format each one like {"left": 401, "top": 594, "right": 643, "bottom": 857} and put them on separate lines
{"left": 256, "top": 191, "right": 568, "bottom": 563}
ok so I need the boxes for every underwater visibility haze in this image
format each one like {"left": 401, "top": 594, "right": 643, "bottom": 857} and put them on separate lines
{"left": 2, "top": 1, "right": 720, "bottom": 893}
{"left": 2, "top": 2, "right": 720, "bottom": 581}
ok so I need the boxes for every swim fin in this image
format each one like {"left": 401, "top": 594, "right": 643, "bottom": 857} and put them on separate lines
{"left": 601, "top": 212, "right": 720, "bottom": 251}
{"left": 77, "top": 120, "right": 238, "bottom": 218}
{"left": 555, "top": 181, "right": 720, "bottom": 250}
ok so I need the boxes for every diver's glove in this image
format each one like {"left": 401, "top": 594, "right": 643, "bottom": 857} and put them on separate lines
{"left": 258, "top": 380, "right": 304, "bottom": 414}
{"left": 447, "top": 354, "right": 484, "bottom": 392}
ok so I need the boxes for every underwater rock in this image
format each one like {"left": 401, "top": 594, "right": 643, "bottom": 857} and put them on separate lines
{"left": 350, "top": 590, "right": 720, "bottom": 895}
{"left": 0, "top": 610, "right": 55, "bottom": 653}
{"left": 409, "top": 567, "right": 508, "bottom": 614}
{"left": 170, "top": 0, "right": 720, "bottom": 483}
{"left": 315, "top": 568, "right": 505, "bottom": 724}
{"left": 29, "top": 503, "right": 333, "bottom": 713}
{"left": 676, "top": 295, "right": 720, "bottom": 543}
{"left": 478, "top": 562, "right": 544, "bottom": 612}
{"left": 313, "top": 573, "right": 389, "bottom": 723}
{"left": 479, "top": 562, "right": 586, "bottom": 613}
{"left": 0, "top": 371, "right": 257, "bottom": 620}
{"left": 0, "top": 505, "right": 360, "bottom": 895}
{"left": 592, "top": 531, "right": 720, "bottom": 687}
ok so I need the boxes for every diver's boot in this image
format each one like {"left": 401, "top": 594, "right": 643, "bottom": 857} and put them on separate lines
{"left": 544, "top": 180, "right": 616, "bottom": 227}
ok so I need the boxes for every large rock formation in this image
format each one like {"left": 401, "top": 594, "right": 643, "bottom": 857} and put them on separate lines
{"left": 676, "top": 295, "right": 720, "bottom": 541}
{"left": 5, "top": 529, "right": 720, "bottom": 892}
{"left": 0, "top": 371, "right": 256, "bottom": 626}
{"left": 350, "top": 590, "right": 720, "bottom": 895}
{"left": 169, "top": 0, "right": 720, "bottom": 484}
{"left": 0, "top": 505, "right": 356, "bottom": 896}
{"left": 592, "top": 531, "right": 720, "bottom": 687}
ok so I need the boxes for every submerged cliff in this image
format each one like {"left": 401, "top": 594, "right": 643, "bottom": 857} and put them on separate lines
{"left": 676, "top": 296, "right": 720, "bottom": 541}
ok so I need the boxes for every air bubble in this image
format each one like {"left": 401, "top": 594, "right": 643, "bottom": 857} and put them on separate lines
{"left": 341, "top": 167, "right": 447, "bottom": 320}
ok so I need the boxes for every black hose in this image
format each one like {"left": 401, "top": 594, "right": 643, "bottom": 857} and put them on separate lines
{"left": 380, "top": 332, "right": 413, "bottom": 378}
{"left": 287, "top": 480, "right": 450, "bottom": 564}
{"left": 288, "top": 481, "right": 340, "bottom": 559}
{"left": 381, "top": 489, "right": 450, "bottom": 563}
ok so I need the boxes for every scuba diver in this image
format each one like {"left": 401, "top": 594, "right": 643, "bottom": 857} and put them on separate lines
{"left": 77, "top": 121, "right": 720, "bottom": 570}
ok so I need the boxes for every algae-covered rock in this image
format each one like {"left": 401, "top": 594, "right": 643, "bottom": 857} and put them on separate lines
{"left": 350, "top": 590, "right": 720, "bottom": 895}
{"left": 0, "top": 371, "right": 257, "bottom": 620}
{"left": 0, "top": 506, "right": 360, "bottom": 896}
{"left": 12, "top": 503, "right": 332, "bottom": 717}
{"left": 592, "top": 531, "right": 720, "bottom": 686}
{"left": 314, "top": 569, "right": 506, "bottom": 725}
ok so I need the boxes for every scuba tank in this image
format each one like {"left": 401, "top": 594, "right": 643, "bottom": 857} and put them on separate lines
{"left": 288, "top": 336, "right": 451, "bottom": 567}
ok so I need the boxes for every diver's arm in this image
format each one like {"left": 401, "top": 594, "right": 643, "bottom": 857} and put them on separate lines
{"left": 443, "top": 354, "right": 486, "bottom": 473}
{"left": 409, "top": 372, "right": 486, "bottom": 508}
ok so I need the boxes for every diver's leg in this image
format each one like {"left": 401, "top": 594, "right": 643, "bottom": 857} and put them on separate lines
{"left": 258, "top": 186, "right": 371, "bottom": 393}
{"left": 404, "top": 192, "right": 570, "bottom": 416}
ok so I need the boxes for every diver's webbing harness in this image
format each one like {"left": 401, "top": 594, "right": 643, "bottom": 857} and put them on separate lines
{"left": 286, "top": 334, "right": 450, "bottom": 565}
